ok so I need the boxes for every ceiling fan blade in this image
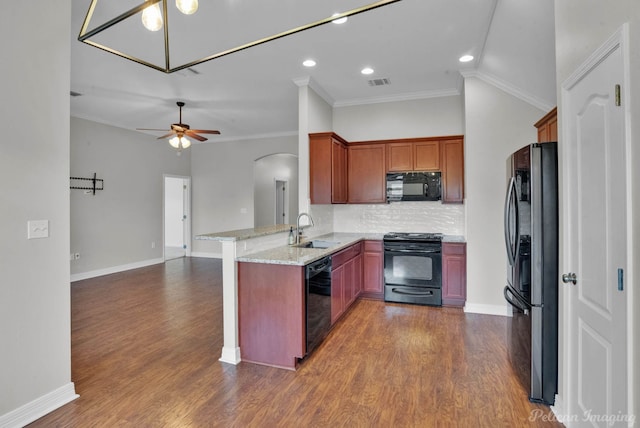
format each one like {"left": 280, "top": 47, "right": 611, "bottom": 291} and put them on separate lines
{"left": 189, "top": 129, "right": 221, "bottom": 135}
{"left": 156, "top": 132, "right": 177, "bottom": 140}
{"left": 185, "top": 131, "right": 207, "bottom": 142}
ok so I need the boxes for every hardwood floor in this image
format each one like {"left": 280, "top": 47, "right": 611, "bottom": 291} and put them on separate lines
{"left": 29, "top": 257, "right": 563, "bottom": 427}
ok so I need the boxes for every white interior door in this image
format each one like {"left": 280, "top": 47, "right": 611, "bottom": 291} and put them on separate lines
{"left": 164, "top": 175, "right": 191, "bottom": 260}
{"left": 562, "top": 31, "right": 628, "bottom": 426}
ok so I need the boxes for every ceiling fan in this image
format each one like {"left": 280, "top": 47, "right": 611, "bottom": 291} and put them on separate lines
{"left": 137, "top": 101, "right": 220, "bottom": 150}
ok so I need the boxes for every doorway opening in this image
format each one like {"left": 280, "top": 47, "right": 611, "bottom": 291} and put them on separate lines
{"left": 275, "top": 179, "right": 289, "bottom": 225}
{"left": 163, "top": 175, "right": 191, "bottom": 261}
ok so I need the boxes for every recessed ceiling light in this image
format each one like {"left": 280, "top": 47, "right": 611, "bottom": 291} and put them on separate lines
{"left": 459, "top": 55, "right": 474, "bottom": 63}
{"left": 361, "top": 67, "right": 374, "bottom": 75}
{"left": 303, "top": 59, "right": 316, "bottom": 67}
{"left": 331, "top": 13, "right": 348, "bottom": 24}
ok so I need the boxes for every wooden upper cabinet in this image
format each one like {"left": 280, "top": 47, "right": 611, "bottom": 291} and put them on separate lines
{"left": 440, "top": 138, "right": 464, "bottom": 204}
{"left": 414, "top": 141, "right": 440, "bottom": 171}
{"left": 386, "top": 140, "right": 440, "bottom": 172}
{"left": 535, "top": 107, "right": 557, "bottom": 143}
{"left": 309, "top": 133, "right": 348, "bottom": 204}
{"left": 348, "top": 144, "right": 386, "bottom": 203}
{"left": 331, "top": 140, "right": 348, "bottom": 203}
{"left": 386, "top": 143, "right": 413, "bottom": 172}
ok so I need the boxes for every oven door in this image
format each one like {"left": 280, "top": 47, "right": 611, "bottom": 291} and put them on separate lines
{"left": 383, "top": 244, "right": 442, "bottom": 288}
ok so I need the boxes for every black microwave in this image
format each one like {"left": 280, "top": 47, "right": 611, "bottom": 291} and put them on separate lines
{"left": 386, "top": 172, "right": 441, "bottom": 202}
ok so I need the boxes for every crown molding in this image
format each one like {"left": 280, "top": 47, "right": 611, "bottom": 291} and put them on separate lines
{"left": 292, "top": 76, "right": 335, "bottom": 106}
{"left": 460, "top": 69, "right": 554, "bottom": 112}
{"left": 333, "top": 88, "right": 461, "bottom": 108}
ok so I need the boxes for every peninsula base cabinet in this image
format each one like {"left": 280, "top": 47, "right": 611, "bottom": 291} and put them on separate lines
{"left": 441, "top": 242, "right": 467, "bottom": 307}
{"left": 238, "top": 262, "right": 305, "bottom": 370}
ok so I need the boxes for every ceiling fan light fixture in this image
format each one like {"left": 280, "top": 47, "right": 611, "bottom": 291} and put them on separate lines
{"left": 176, "top": 0, "right": 198, "bottom": 15}
{"left": 141, "top": 1, "right": 163, "bottom": 31}
{"left": 169, "top": 135, "right": 191, "bottom": 149}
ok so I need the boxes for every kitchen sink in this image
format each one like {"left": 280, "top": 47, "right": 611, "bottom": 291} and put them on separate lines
{"left": 296, "top": 240, "right": 340, "bottom": 249}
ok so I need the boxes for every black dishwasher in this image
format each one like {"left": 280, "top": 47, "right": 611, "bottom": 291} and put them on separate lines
{"left": 305, "top": 256, "right": 332, "bottom": 355}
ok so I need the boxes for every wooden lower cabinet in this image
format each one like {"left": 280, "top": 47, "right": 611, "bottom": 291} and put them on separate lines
{"left": 331, "top": 242, "right": 363, "bottom": 324}
{"left": 442, "top": 242, "right": 466, "bottom": 307}
{"left": 362, "top": 240, "right": 384, "bottom": 299}
{"left": 238, "top": 262, "right": 305, "bottom": 369}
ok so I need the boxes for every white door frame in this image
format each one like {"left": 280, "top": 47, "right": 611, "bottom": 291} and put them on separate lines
{"left": 162, "top": 174, "right": 192, "bottom": 260}
{"left": 556, "top": 23, "right": 634, "bottom": 424}
{"left": 274, "top": 177, "right": 289, "bottom": 225}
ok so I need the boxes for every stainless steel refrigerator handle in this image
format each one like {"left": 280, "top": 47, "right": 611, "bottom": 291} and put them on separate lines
{"left": 504, "top": 177, "right": 520, "bottom": 267}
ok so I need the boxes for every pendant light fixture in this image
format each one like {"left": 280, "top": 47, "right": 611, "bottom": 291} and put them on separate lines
{"left": 175, "top": 0, "right": 198, "bottom": 15}
{"left": 78, "top": 0, "right": 401, "bottom": 73}
{"left": 141, "top": 0, "right": 163, "bottom": 31}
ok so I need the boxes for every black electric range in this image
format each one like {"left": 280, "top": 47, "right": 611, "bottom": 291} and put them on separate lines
{"left": 383, "top": 232, "right": 443, "bottom": 306}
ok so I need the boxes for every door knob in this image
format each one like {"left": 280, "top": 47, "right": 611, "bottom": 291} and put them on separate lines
{"left": 562, "top": 272, "right": 577, "bottom": 285}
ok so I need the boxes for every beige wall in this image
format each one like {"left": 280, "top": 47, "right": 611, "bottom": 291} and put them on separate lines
{"left": 463, "top": 77, "right": 543, "bottom": 313}
{"left": 70, "top": 117, "right": 190, "bottom": 277}
{"left": 0, "top": 1, "right": 76, "bottom": 424}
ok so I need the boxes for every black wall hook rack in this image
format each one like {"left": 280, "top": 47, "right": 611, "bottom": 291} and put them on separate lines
{"left": 70, "top": 173, "right": 104, "bottom": 195}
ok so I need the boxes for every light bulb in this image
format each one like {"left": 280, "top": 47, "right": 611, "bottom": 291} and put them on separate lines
{"left": 169, "top": 136, "right": 191, "bottom": 149}
{"left": 142, "top": 1, "right": 163, "bottom": 31}
{"left": 176, "top": 0, "right": 198, "bottom": 15}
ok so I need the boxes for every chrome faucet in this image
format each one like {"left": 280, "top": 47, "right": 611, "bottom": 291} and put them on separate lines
{"left": 296, "top": 212, "right": 315, "bottom": 244}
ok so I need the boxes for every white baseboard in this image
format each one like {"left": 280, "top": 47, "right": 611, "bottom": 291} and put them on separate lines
{"left": 70, "top": 258, "right": 164, "bottom": 282}
{"left": 550, "top": 394, "right": 566, "bottom": 424}
{"left": 464, "top": 302, "right": 511, "bottom": 317}
{"left": 190, "top": 251, "right": 222, "bottom": 259}
{"left": 219, "top": 346, "right": 241, "bottom": 365}
{"left": 0, "top": 382, "right": 78, "bottom": 428}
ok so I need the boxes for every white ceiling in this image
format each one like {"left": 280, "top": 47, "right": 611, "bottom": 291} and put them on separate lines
{"left": 70, "top": 0, "right": 556, "bottom": 142}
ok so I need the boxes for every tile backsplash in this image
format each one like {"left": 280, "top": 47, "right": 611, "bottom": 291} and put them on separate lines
{"left": 333, "top": 201, "right": 465, "bottom": 235}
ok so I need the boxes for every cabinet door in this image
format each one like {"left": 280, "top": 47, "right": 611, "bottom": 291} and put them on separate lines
{"left": 535, "top": 107, "right": 557, "bottom": 143}
{"left": 353, "top": 254, "right": 363, "bottom": 298}
{"left": 331, "top": 139, "right": 348, "bottom": 203}
{"left": 414, "top": 141, "right": 440, "bottom": 171}
{"left": 309, "top": 134, "right": 332, "bottom": 204}
{"left": 348, "top": 144, "right": 386, "bottom": 203}
{"left": 331, "top": 265, "right": 345, "bottom": 324}
{"left": 363, "top": 241, "right": 383, "bottom": 296}
{"left": 441, "top": 138, "right": 464, "bottom": 203}
{"left": 442, "top": 243, "right": 466, "bottom": 307}
{"left": 344, "top": 254, "right": 362, "bottom": 308}
{"left": 387, "top": 143, "right": 413, "bottom": 172}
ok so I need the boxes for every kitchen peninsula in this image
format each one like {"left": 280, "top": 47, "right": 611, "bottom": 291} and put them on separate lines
{"left": 236, "top": 233, "right": 383, "bottom": 369}
{"left": 195, "top": 224, "right": 300, "bottom": 365}
{"left": 198, "top": 226, "right": 466, "bottom": 370}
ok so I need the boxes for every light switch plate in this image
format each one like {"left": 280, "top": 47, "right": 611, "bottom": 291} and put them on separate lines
{"left": 28, "top": 220, "right": 49, "bottom": 239}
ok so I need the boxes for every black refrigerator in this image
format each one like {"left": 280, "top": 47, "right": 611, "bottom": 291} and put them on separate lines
{"left": 503, "top": 142, "right": 558, "bottom": 405}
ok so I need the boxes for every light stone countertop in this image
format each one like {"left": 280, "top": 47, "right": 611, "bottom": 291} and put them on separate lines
{"left": 195, "top": 224, "right": 296, "bottom": 242}
{"left": 442, "top": 235, "right": 466, "bottom": 243}
{"left": 236, "top": 232, "right": 384, "bottom": 266}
